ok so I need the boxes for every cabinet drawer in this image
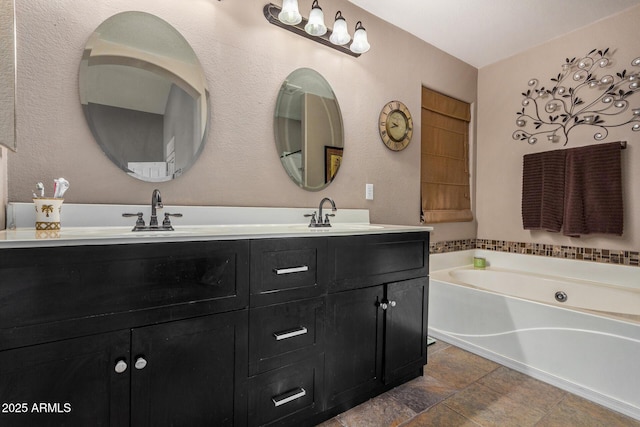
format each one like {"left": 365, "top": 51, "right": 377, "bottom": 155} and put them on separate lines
{"left": 328, "top": 232, "right": 430, "bottom": 292}
{"left": 0, "top": 241, "right": 249, "bottom": 350}
{"left": 250, "top": 238, "right": 327, "bottom": 306}
{"left": 249, "top": 298, "right": 324, "bottom": 375}
{"left": 248, "top": 354, "right": 324, "bottom": 427}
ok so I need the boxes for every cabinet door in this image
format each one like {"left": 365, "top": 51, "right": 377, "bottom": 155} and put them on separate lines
{"left": 325, "top": 286, "right": 384, "bottom": 409}
{"left": 384, "top": 278, "right": 429, "bottom": 384}
{"left": 0, "top": 331, "right": 129, "bottom": 427}
{"left": 130, "top": 310, "right": 248, "bottom": 427}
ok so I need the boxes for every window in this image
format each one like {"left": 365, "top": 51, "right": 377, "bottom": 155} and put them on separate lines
{"left": 420, "top": 87, "right": 472, "bottom": 223}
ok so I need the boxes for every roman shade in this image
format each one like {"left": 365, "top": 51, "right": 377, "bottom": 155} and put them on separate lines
{"left": 421, "top": 87, "right": 472, "bottom": 223}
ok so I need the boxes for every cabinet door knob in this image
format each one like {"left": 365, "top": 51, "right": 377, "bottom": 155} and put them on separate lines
{"left": 134, "top": 357, "right": 148, "bottom": 370}
{"left": 114, "top": 359, "right": 128, "bottom": 374}
{"left": 389, "top": 300, "right": 397, "bottom": 307}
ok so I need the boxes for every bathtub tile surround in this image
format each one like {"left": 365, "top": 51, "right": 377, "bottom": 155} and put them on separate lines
{"left": 430, "top": 238, "right": 639, "bottom": 267}
{"left": 429, "top": 238, "right": 478, "bottom": 253}
{"left": 319, "top": 340, "right": 640, "bottom": 427}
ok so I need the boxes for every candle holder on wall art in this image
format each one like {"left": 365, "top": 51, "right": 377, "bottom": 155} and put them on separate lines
{"left": 513, "top": 48, "right": 640, "bottom": 146}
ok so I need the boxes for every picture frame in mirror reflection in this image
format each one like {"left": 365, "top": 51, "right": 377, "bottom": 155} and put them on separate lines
{"left": 325, "top": 146, "right": 343, "bottom": 183}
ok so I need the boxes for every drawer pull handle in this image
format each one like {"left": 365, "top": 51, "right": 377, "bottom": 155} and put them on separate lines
{"left": 272, "top": 387, "right": 306, "bottom": 407}
{"left": 273, "top": 326, "right": 308, "bottom": 341}
{"left": 273, "top": 265, "right": 309, "bottom": 275}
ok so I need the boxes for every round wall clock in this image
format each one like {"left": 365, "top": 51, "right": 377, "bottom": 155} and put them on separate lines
{"left": 378, "top": 100, "right": 413, "bottom": 151}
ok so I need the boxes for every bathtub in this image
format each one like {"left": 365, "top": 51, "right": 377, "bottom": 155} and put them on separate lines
{"left": 428, "top": 250, "right": 640, "bottom": 421}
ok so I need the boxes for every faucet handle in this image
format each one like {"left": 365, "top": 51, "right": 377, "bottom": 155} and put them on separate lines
{"left": 162, "top": 212, "right": 183, "bottom": 230}
{"left": 323, "top": 213, "right": 335, "bottom": 225}
{"left": 123, "top": 212, "right": 145, "bottom": 227}
{"left": 304, "top": 212, "right": 317, "bottom": 226}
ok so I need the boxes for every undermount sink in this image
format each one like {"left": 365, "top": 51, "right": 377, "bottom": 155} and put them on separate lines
{"left": 287, "top": 223, "right": 385, "bottom": 232}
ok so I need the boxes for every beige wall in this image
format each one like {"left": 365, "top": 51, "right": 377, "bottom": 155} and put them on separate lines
{"left": 477, "top": 5, "right": 640, "bottom": 251}
{"left": 4, "top": 0, "right": 478, "bottom": 240}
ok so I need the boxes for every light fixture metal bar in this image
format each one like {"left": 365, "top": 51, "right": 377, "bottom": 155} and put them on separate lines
{"left": 263, "top": 3, "right": 360, "bottom": 58}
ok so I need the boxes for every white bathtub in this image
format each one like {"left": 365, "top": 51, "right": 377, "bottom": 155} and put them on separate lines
{"left": 428, "top": 250, "right": 640, "bottom": 421}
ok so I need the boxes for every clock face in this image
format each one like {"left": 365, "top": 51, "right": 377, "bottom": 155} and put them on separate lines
{"left": 378, "top": 101, "right": 413, "bottom": 151}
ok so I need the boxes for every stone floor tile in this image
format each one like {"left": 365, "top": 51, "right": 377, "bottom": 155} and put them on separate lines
{"left": 478, "top": 366, "right": 567, "bottom": 412}
{"left": 336, "top": 394, "right": 416, "bottom": 427}
{"left": 315, "top": 418, "right": 345, "bottom": 427}
{"left": 386, "top": 374, "right": 457, "bottom": 413}
{"left": 426, "top": 338, "right": 450, "bottom": 358}
{"left": 535, "top": 394, "right": 640, "bottom": 427}
{"left": 399, "top": 403, "right": 480, "bottom": 427}
{"left": 444, "top": 382, "right": 546, "bottom": 427}
{"left": 424, "top": 345, "right": 500, "bottom": 390}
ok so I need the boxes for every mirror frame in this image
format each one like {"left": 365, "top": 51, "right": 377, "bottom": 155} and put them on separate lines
{"left": 79, "top": 11, "right": 209, "bottom": 182}
{"left": 274, "top": 68, "right": 344, "bottom": 191}
{"left": 0, "top": 0, "right": 17, "bottom": 152}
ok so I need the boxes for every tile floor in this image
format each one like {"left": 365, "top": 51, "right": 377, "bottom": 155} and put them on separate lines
{"left": 318, "top": 339, "right": 640, "bottom": 427}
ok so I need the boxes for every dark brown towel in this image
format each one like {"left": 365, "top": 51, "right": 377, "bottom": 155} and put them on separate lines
{"left": 563, "top": 142, "right": 623, "bottom": 236}
{"left": 522, "top": 149, "right": 566, "bottom": 232}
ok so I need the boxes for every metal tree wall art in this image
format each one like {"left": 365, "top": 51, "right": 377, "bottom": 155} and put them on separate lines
{"left": 513, "top": 48, "right": 640, "bottom": 146}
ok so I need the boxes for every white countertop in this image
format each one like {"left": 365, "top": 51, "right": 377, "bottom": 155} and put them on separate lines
{"left": 2, "top": 203, "right": 432, "bottom": 248}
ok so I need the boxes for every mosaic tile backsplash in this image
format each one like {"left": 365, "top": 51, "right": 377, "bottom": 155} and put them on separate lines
{"left": 430, "top": 238, "right": 639, "bottom": 267}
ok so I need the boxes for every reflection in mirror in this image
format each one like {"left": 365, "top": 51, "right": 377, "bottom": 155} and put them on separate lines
{"left": 0, "top": 0, "right": 16, "bottom": 151}
{"left": 274, "top": 68, "right": 344, "bottom": 191}
{"left": 79, "top": 12, "right": 209, "bottom": 182}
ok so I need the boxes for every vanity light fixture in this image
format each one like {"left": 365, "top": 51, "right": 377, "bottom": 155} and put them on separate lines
{"left": 329, "top": 11, "right": 350, "bottom": 46}
{"left": 304, "top": 0, "right": 327, "bottom": 36}
{"left": 278, "top": 0, "right": 302, "bottom": 25}
{"left": 350, "top": 21, "right": 370, "bottom": 54}
{"left": 264, "top": 2, "right": 369, "bottom": 58}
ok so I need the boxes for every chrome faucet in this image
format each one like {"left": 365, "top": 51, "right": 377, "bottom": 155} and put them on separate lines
{"left": 122, "top": 189, "right": 182, "bottom": 231}
{"left": 316, "top": 197, "right": 337, "bottom": 227}
{"left": 150, "top": 189, "right": 163, "bottom": 227}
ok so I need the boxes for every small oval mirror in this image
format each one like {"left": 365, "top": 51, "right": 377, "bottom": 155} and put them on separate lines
{"left": 79, "top": 11, "right": 209, "bottom": 182}
{"left": 274, "top": 68, "right": 344, "bottom": 191}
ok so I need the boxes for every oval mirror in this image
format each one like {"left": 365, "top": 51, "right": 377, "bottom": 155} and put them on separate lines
{"left": 274, "top": 68, "right": 344, "bottom": 191}
{"left": 79, "top": 11, "right": 209, "bottom": 182}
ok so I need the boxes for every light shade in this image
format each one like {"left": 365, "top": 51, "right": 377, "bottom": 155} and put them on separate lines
{"left": 329, "top": 11, "right": 350, "bottom": 46}
{"left": 350, "top": 21, "right": 370, "bottom": 54}
{"left": 304, "top": 0, "right": 327, "bottom": 36}
{"left": 278, "top": 0, "right": 302, "bottom": 25}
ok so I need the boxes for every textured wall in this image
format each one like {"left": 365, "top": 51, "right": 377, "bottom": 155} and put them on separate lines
{"left": 6, "top": 0, "right": 478, "bottom": 240}
{"left": 477, "top": 5, "right": 640, "bottom": 251}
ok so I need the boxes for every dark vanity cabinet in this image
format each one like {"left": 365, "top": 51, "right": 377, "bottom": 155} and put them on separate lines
{"left": 0, "top": 231, "right": 429, "bottom": 427}
{"left": 247, "top": 238, "right": 327, "bottom": 426}
{"left": 0, "top": 241, "right": 249, "bottom": 427}
{"left": 324, "top": 233, "right": 430, "bottom": 413}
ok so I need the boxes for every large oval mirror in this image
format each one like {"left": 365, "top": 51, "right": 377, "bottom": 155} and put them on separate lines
{"left": 79, "top": 12, "right": 209, "bottom": 182}
{"left": 274, "top": 68, "right": 344, "bottom": 191}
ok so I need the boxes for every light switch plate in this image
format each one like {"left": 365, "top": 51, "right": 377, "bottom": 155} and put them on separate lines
{"left": 365, "top": 183, "right": 374, "bottom": 200}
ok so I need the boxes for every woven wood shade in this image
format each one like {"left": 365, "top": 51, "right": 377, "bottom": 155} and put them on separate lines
{"left": 421, "top": 87, "right": 472, "bottom": 223}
